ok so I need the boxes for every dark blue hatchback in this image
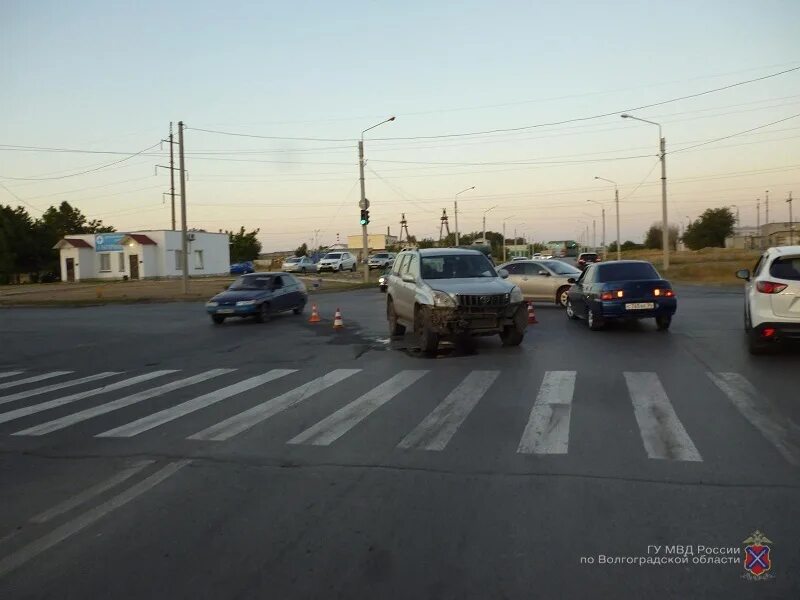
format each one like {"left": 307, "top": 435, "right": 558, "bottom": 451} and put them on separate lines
{"left": 206, "top": 272, "right": 307, "bottom": 324}
{"left": 565, "top": 260, "right": 676, "bottom": 331}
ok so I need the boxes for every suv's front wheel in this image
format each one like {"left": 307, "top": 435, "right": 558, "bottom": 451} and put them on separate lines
{"left": 499, "top": 325, "right": 524, "bottom": 346}
{"left": 414, "top": 306, "right": 439, "bottom": 355}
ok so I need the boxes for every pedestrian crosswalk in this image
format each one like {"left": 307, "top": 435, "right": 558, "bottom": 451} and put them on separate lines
{"left": 0, "top": 367, "right": 797, "bottom": 466}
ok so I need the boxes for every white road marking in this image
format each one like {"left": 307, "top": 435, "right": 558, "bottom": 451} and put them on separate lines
{"left": 96, "top": 369, "right": 296, "bottom": 438}
{"left": 288, "top": 370, "right": 428, "bottom": 446}
{"left": 30, "top": 460, "right": 154, "bottom": 523}
{"left": 14, "top": 369, "right": 236, "bottom": 436}
{"left": 0, "top": 371, "right": 72, "bottom": 391}
{"left": 0, "top": 371, "right": 175, "bottom": 425}
{"left": 707, "top": 372, "right": 800, "bottom": 466}
{"left": 0, "top": 371, "right": 24, "bottom": 380}
{"left": 398, "top": 371, "right": 499, "bottom": 451}
{"left": 189, "top": 369, "right": 360, "bottom": 441}
{"left": 0, "top": 460, "right": 189, "bottom": 579}
{"left": 0, "top": 372, "right": 120, "bottom": 406}
{"left": 517, "top": 371, "right": 577, "bottom": 454}
{"left": 624, "top": 372, "right": 702, "bottom": 462}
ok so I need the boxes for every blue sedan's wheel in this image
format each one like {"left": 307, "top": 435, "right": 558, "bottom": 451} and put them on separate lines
{"left": 566, "top": 300, "right": 579, "bottom": 320}
{"left": 656, "top": 315, "right": 672, "bottom": 331}
{"left": 255, "top": 303, "right": 271, "bottom": 323}
{"left": 211, "top": 315, "right": 225, "bottom": 325}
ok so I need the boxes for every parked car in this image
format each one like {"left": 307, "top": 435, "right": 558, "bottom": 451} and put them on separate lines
{"left": 386, "top": 248, "right": 527, "bottom": 354}
{"left": 282, "top": 255, "right": 317, "bottom": 273}
{"left": 317, "top": 251, "right": 357, "bottom": 272}
{"left": 511, "top": 256, "right": 529, "bottom": 261}
{"left": 229, "top": 261, "right": 255, "bottom": 275}
{"left": 206, "top": 272, "right": 307, "bottom": 324}
{"left": 577, "top": 252, "right": 601, "bottom": 271}
{"left": 499, "top": 259, "right": 581, "bottom": 306}
{"left": 368, "top": 252, "right": 396, "bottom": 270}
{"left": 565, "top": 260, "right": 676, "bottom": 331}
{"left": 736, "top": 245, "right": 800, "bottom": 354}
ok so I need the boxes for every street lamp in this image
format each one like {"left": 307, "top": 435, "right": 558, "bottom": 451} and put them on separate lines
{"left": 621, "top": 113, "right": 669, "bottom": 270}
{"left": 594, "top": 176, "right": 621, "bottom": 261}
{"left": 587, "top": 199, "right": 607, "bottom": 260}
{"left": 454, "top": 186, "right": 475, "bottom": 246}
{"left": 729, "top": 204, "right": 740, "bottom": 226}
{"left": 482, "top": 205, "right": 497, "bottom": 249}
{"left": 582, "top": 212, "right": 597, "bottom": 248}
{"left": 358, "top": 116, "right": 396, "bottom": 282}
{"left": 502, "top": 215, "right": 516, "bottom": 262}
{"left": 575, "top": 218, "right": 590, "bottom": 252}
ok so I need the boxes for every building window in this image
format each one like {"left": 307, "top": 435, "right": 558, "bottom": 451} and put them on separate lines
{"left": 194, "top": 250, "right": 204, "bottom": 270}
{"left": 118, "top": 253, "right": 125, "bottom": 272}
{"left": 99, "top": 253, "right": 111, "bottom": 272}
{"left": 175, "top": 250, "right": 183, "bottom": 270}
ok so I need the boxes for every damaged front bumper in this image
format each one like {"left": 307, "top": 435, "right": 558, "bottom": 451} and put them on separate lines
{"left": 426, "top": 302, "right": 527, "bottom": 336}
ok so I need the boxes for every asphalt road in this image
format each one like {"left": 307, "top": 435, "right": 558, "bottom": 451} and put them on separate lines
{"left": 0, "top": 284, "right": 798, "bottom": 599}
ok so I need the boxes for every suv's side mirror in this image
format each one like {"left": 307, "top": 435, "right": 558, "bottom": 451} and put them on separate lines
{"left": 497, "top": 268, "right": 509, "bottom": 279}
{"left": 567, "top": 277, "right": 577, "bottom": 284}
{"left": 735, "top": 269, "right": 750, "bottom": 281}
{"left": 401, "top": 274, "right": 416, "bottom": 284}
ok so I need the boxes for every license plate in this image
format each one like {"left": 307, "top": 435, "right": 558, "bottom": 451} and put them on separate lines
{"left": 217, "top": 308, "right": 235, "bottom": 314}
{"left": 625, "top": 302, "right": 655, "bottom": 310}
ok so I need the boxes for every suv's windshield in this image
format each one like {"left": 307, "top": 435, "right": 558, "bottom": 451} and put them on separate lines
{"left": 229, "top": 275, "right": 272, "bottom": 290}
{"left": 596, "top": 263, "right": 659, "bottom": 282}
{"left": 420, "top": 254, "right": 497, "bottom": 279}
{"left": 324, "top": 253, "right": 341, "bottom": 259}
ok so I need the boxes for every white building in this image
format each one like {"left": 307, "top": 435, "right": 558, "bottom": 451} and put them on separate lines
{"left": 53, "top": 230, "right": 230, "bottom": 282}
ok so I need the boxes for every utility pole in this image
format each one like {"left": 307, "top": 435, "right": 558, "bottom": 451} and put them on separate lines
{"left": 502, "top": 221, "right": 506, "bottom": 262}
{"left": 358, "top": 139, "right": 369, "bottom": 282}
{"left": 789, "top": 192, "right": 794, "bottom": 245}
{"left": 765, "top": 190, "right": 770, "bottom": 225}
{"left": 660, "top": 134, "right": 669, "bottom": 269}
{"left": 592, "top": 219, "right": 596, "bottom": 249}
{"left": 756, "top": 199, "right": 761, "bottom": 249}
{"left": 178, "top": 121, "right": 189, "bottom": 294}
{"left": 169, "top": 122, "right": 176, "bottom": 230}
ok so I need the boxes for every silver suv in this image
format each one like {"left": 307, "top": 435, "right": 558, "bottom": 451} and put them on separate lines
{"left": 386, "top": 248, "right": 527, "bottom": 353}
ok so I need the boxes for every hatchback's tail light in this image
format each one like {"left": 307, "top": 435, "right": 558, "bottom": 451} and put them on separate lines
{"left": 756, "top": 281, "right": 788, "bottom": 294}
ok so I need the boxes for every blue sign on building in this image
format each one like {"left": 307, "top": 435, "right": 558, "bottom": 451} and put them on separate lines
{"left": 94, "top": 233, "right": 126, "bottom": 252}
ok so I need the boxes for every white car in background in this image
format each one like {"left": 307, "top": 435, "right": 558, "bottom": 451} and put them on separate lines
{"left": 736, "top": 245, "right": 800, "bottom": 354}
{"left": 281, "top": 256, "right": 317, "bottom": 273}
{"left": 368, "top": 252, "right": 396, "bottom": 270}
{"left": 317, "top": 251, "right": 357, "bottom": 272}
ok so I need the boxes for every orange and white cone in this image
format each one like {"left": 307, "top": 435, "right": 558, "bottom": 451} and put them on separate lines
{"left": 527, "top": 302, "right": 538, "bottom": 325}
{"left": 332, "top": 307, "right": 344, "bottom": 330}
{"left": 308, "top": 304, "right": 321, "bottom": 324}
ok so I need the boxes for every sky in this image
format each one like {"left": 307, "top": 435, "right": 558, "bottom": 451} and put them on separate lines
{"left": 2, "top": 0, "right": 799, "bottom": 251}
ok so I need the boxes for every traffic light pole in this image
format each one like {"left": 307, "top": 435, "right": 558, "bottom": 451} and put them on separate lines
{"left": 358, "top": 140, "right": 369, "bottom": 283}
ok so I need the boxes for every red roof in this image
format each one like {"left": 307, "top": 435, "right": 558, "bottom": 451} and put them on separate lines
{"left": 62, "top": 238, "right": 92, "bottom": 248}
{"left": 126, "top": 234, "right": 157, "bottom": 245}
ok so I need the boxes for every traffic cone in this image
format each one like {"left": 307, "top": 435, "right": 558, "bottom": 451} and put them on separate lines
{"left": 333, "top": 308, "right": 344, "bottom": 330}
{"left": 308, "top": 304, "right": 321, "bottom": 324}
{"left": 527, "top": 302, "right": 538, "bottom": 325}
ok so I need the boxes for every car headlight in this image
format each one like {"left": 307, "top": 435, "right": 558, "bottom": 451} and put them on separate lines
{"left": 206, "top": 301, "right": 218, "bottom": 307}
{"left": 236, "top": 300, "right": 257, "bottom": 306}
{"left": 510, "top": 287, "right": 524, "bottom": 303}
{"left": 432, "top": 290, "right": 456, "bottom": 307}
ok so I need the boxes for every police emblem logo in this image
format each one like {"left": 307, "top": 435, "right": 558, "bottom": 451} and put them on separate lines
{"left": 742, "top": 530, "right": 772, "bottom": 577}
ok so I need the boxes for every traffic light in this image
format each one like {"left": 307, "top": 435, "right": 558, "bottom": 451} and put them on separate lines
{"left": 360, "top": 209, "right": 369, "bottom": 226}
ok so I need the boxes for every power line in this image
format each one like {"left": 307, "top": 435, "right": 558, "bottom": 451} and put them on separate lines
{"left": 0, "top": 183, "right": 45, "bottom": 213}
{"left": 670, "top": 113, "right": 800, "bottom": 153}
{"left": 0, "top": 142, "right": 162, "bottom": 181}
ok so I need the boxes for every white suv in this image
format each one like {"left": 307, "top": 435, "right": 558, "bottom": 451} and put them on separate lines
{"left": 737, "top": 245, "right": 800, "bottom": 354}
{"left": 317, "top": 251, "right": 357, "bottom": 272}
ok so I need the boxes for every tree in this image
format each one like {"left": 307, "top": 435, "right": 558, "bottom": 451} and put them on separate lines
{"left": 643, "top": 223, "right": 680, "bottom": 251}
{"left": 294, "top": 242, "right": 308, "bottom": 257}
{"left": 608, "top": 240, "right": 643, "bottom": 253}
{"left": 416, "top": 238, "right": 436, "bottom": 249}
{"left": 682, "top": 208, "right": 735, "bottom": 250}
{"left": 0, "top": 205, "right": 37, "bottom": 283}
{"left": 227, "top": 227, "right": 262, "bottom": 262}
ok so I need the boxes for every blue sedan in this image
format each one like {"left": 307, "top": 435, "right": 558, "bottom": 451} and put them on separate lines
{"left": 229, "top": 261, "right": 255, "bottom": 275}
{"left": 206, "top": 272, "right": 307, "bottom": 324}
{"left": 565, "top": 260, "right": 676, "bottom": 331}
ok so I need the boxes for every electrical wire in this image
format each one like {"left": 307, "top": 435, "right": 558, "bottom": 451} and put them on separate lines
{"left": 670, "top": 113, "right": 800, "bottom": 153}
{"left": 0, "top": 142, "right": 162, "bottom": 181}
{"left": 0, "top": 183, "right": 45, "bottom": 213}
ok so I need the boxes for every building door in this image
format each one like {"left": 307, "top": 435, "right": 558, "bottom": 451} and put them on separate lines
{"left": 65, "top": 258, "right": 75, "bottom": 282}
{"left": 129, "top": 255, "right": 139, "bottom": 279}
